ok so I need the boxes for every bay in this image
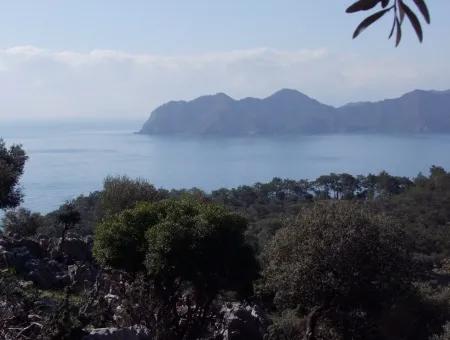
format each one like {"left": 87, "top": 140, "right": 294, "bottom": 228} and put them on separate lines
{"left": 1, "top": 120, "right": 450, "bottom": 214}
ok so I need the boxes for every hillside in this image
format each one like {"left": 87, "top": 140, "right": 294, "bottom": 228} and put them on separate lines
{"left": 140, "top": 89, "right": 450, "bottom": 135}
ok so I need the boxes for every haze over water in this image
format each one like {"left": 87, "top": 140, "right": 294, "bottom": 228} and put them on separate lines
{"left": 2, "top": 120, "right": 450, "bottom": 214}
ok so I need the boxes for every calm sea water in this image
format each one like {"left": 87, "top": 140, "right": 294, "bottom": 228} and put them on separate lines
{"left": 1, "top": 120, "right": 450, "bottom": 214}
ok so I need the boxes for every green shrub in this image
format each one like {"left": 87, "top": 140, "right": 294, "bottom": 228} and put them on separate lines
{"left": 260, "top": 202, "right": 416, "bottom": 339}
{"left": 94, "top": 199, "right": 258, "bottom": 296}
{"left": 93, "top": 202, "right": 160, "bottom": 271}
{"left": 144, "top": 199, "right": 258, "bottom": 296}
{"left": 93, "top": 198, "right": 258, "bottom": 338}
{"left": 100, "top": 175, "right": 162, "bottom": 216}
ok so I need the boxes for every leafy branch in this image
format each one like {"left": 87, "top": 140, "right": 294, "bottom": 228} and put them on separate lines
{"left": 347, "top": 0, "right": 431, "bottom": 46}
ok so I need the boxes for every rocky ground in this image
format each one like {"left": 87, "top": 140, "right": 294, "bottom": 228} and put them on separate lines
{"left": 0, "top": 233, "right": 266, "bottom": 340}
{"left": 0, "top": 234, "right": 96, "bottom": 290}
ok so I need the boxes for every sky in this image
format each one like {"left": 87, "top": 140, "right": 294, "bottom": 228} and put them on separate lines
{"left": 0, "top": 0, "right": 450, "bottom": 122}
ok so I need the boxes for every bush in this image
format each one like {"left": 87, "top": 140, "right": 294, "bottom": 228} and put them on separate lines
{"left": 94, "top": 199, "right": 258, "bottom": 293}
{"left": 2, "top": 208, "right": 44, "bottom": 237}
{"left": 93, "top": 202, "right": 160, "bottom": 271}
{"left": 144, "top": 199, "right": 258, "bottom": 296}
{"left": 260, "top": 202, "right": 416, "bottom": 339}
{"left": 94, "top": 198, "right": 258, "bottom": 338}
{"left": 100, "top": 175, "right": 162, "bottom": 216}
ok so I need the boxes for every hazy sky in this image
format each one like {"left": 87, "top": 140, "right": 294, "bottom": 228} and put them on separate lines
{"left": 1, "top": 0, "right": 450, "bottom": 121}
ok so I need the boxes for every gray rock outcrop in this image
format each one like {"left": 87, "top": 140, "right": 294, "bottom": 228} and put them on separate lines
{"left": 82, "top": 325, "right": 151, "bottom": 340}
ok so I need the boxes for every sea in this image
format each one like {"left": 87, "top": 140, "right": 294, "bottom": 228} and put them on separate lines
{"left": 1, "top": 120, "right": 450, "bottom": 214}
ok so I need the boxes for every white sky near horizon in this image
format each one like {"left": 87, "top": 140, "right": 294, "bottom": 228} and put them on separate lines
{"left": 0, "top": 1, "right": 450, "bottom": 122}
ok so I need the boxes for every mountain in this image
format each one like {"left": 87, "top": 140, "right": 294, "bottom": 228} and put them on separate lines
{"left": 139, "top": 89, "right": 450, "bottom": 135}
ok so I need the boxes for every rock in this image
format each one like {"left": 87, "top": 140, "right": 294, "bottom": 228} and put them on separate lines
{"left": 16, "top": 239, "right": 44, "bottom": 258}
{"left": 0, "top": 236, "right": 46, "bottom": 270}
{"left": 19, "top": 280, "right": 34, "bottom": 289}
{"left": 56, "top": 273, "right": 71, "bottom": 287}
{"left": 59, "top": 238, "right": 91, "bottom": 262}
{"left": 0, "top": 234, "right": 96, "bottom": 290}
{"left": 68, "top": 263, "right": 97, "bottom": 289}
{"left": 217, "top": 303, "right": 266, "bottom": 340}
{"left": 34, "top": 297, "right": 58, "bottom": 311}
{"left": 82, "top": 325, "right": 151, "bottom": 340}
{"left": 46, "top": 259, "right": 65, "bottom": 272}
{"left": 0, "top": 247, "right": 9, "bottom": 269}
{"left": 0, "top": 238, "right": 8, "bottom": 248}
{"left": 84, "top": 235, "right": 94, "bottom": 247}
{"left": 39, "top": 237, "right": 51, "bottom": 253}
{"left": 4, "top": 246, "right": 32, "bottom": 272}
{"left": 25, "top": 259, "right": 59, "bottom": 289}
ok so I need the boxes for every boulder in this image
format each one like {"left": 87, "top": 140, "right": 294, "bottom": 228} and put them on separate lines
{"left": 0, "top": 236, "right": 46, "bottom": 269}
{"left": 68, "top": 263, "right": 97, "bottom": 289}
{"left": 82, "top": 325, "right": 151, "bottom": 340}
{"left": 34, "top": 297, "right": 59, "bottom": 311}
{"left": 0, "top": 235, "right": 95, "bottom": 289}
{"left": 58, "top": 274, "right": 72, "bottom": 287}
{"left": 16, "top": 239, "right": 44, "bottom": 258}
{"left": 59, "top": 238, "right": 91, "bottom": 262}
{"left": 24, "top": 259, "right": 59, "bottom": 289}
{"left": 4, "top": 246, "right": 32, "bottom": 272}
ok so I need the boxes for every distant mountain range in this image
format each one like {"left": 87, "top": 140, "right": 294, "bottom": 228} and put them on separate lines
{"left": 139, "top": 89, "right": 450, "bottom": 135}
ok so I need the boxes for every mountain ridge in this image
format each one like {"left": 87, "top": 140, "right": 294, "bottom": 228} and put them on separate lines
{"left": 140, "top": 89, "right": 450, "bottom": 135}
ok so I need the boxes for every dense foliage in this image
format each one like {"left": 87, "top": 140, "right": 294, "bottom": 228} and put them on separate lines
{"left": 94, "top": 199, "right": 258, "bottom": 292}
{"left": 0, "top": 139, "right": 27, "bottom": 210}
{"left": 100, "top": 175, "right": 163, "bottom": 216}
{"left": 2, "top": 208, "right": 45, "bottom": 237}
{"left": 94, "top": 199, "right": 258, "bottom": 338}
{"left": 260, "top": 202, "right": 415, "bottom": 339}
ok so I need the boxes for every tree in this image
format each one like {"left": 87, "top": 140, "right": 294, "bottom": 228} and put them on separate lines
{"left": 94, "top": 198, "right": 258, "bottom": 338}
{"left": 95, "top": 199, "right": 258, "bottom": 291}
{"left": 144, "top": 199, "right": 258, "bottom": 296}
{"left": 93, "top": 201, "right": 161, "bottom": 271}
{"left": 100, "top": 175, "right": 162, "bottom": 216}
{"left": 377, "top": 166, "right": 450, "bottom": 261}
{"left": 313, "top": 175, "right": 332, "bottom": 199}
{"left": 1, "top": 208, "right": 44, "bottom": 237}
{"left": 358, "top": 174, "right": 377, "bottom": 199}
{"left": 346, "top": 0, "right": 431, "bottom": 46}
{"left": 376, "top": 171, "right": 413, "bottom": 196}
{"left": 261, "top": 202, "right": 415, "bottom": 339}
{"left": 0, "top": 139, "right": 28, "bottom": 210}
{"left": 312, "top": 173, "right": 359, "bottom": 200}
{"left": 57, "top": 203, "right": 81, "bottom": 251}
{"left": 338, "top": 173, "right": 359, "bottom": 199}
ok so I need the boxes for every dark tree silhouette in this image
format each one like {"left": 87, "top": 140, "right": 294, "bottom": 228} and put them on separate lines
{"left": 0, "top": 139, "right": 27, "bottom": 210}
{"left": 57, "top": 202, "right": 81, "bottom": 251}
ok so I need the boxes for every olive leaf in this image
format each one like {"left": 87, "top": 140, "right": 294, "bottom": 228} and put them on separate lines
{"left": 353, "top": 8, "right": 392, "bottom": 39}
{"left": 388, "top": 15, "right": 397, "bottom": 39}
{"left": 395, "top": 17, "right": 402, "bottom": 46}
{"left": 347, "top": 0, "right": 383, "bottom": 13}
{"left": 413, "top": 0, "right": 430, "bottom": 23}
{"left": 346, "top": 0, "right": 430, "bottom": 46}
{"left": 401, "top": 1, "right": 423, "bottom": 42}
{"left": 399, "top": 0, "right": 406, "bottom": 23}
